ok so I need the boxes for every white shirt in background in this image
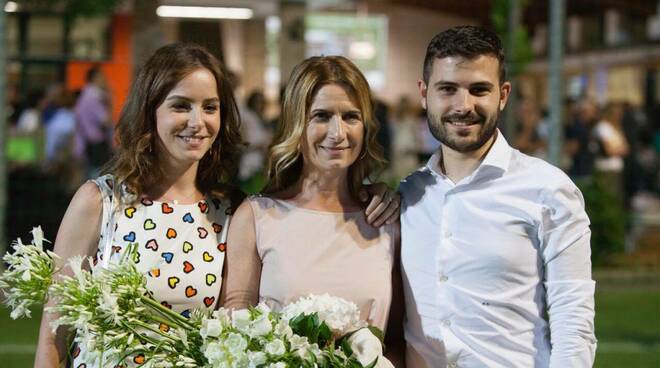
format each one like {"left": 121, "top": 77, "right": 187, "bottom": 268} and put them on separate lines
{"left": 400, "top": 131, "right": 596, "bottom": 368}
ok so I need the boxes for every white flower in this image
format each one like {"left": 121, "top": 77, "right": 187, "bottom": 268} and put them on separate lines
{"left": 347, "top": 328, "right": 394, "bottom": 368}
{"left": 266, "top": 363, "right": 286, "bottom": 368}
{"left": 232, "top": 309, "right": 252, "bottom": 333}
{"left": 249, "top": 314, "right": 273, "bottom": 337}
{"left": 225, "top": 332, "right": 248, "bottom": 354}
{"left": 280, "top": 294, "right": 364, "bottom": 335}
{"left": 30, "top": 226, "right": 47, "bottom": 247}
{"left": 274, "top": 320, "right": 293, "bottom": 338}
{"left": 247, "top": 351, "right": 267, "bottom": 368}
{"left": 200, "top": 317, "right": 224, "bottom": 338}
{"left": 265, "top": 338, "right": 286, "bottom": 356}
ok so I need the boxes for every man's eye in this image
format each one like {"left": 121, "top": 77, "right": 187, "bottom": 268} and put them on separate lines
{"left": 470, "top": 87, "right": 490, "bottom": 95}
{"left": 439, "top": 86, "right": 455, "bottom": 93}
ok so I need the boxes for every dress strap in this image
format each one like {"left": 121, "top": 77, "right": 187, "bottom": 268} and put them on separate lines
{"left": 90, "top": 174, "right": 118, "bottom": 268}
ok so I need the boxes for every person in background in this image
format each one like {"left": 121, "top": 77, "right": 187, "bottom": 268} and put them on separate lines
{"left": 239, "top": 89, "right": 272, "bottom": 185}
{"left": 44, "top": 90, "right": 77, "bottom": 167}
{"left": 593, "top": 101, "right": 629, "bottom": 200}
{"left": 75, "top": 64, "right": 112, "bottom": 178}
{"left": 565, "top": 99, "right": 598, "bottom": 179}
{"left": 391, "top": 96, "right": 421, "bottom": 179}
{"left": 514, "top": 99, "right": 548, "bottom": 160}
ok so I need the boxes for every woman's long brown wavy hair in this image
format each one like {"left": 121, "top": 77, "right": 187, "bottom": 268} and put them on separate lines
{"left": 262, "top": 56, "right": 384, "bottom": 200}
{"left": 104, "top": 43, "right": 242, "bottom": 203}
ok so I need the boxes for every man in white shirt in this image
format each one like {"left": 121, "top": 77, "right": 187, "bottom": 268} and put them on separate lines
{"left": 400, "top": 26, "right": 596, "bottom": 367}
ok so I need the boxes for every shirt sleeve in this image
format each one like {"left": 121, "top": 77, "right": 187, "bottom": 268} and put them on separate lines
{"left": 539, "top": 180, "right": 597, "bottom": 367}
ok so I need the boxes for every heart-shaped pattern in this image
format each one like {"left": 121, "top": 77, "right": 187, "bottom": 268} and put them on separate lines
{"left": 185, "top": 286, "right": 197, "bottom": 298}
{"left": 183, "top": 241, "right": 193, "bottom": 253}
{"left": 204, "top": 296, "right": 215, "bottom": 307}
{"left": 150, "top": 268, "right": 160, "bottom": 277}
{"left": 141, "top": 197, "right": 154, "bottom": 206}
{"left": 125, "top": 207, "right": 136, "bottom": 219}
{"left": 159, "top": 323, "right": 170, "bottom": 333}
{"left": 145, "top": 239, "right": 158, "bottom": 251}
{"left": 217, "top": 243, "right": 226, "bottom": 252}
{"left": 197, "top": 227, "right": 208, "bottom": 239}
{"left": 161, "top": 252, "right": 174, "bottom": 264}
{"left": 206, "top": 273, "right": 217, "bottom": 286}
{"left": 198, "top": 201, "right": 209, "bottom": 213}
{"left": 183, "top": 261, "right": 194, "bottom": 273}
{"left": 161, "top": 301, "right": 172, "bottom": 309}
{"left": 123, "top": 231, "right": 136, "bottom": 242}
{"left": 133, "top": 354, "right": 146, "bottom": 365}
{"left": 181, "top": 309, "right": 191, "bottom": 318}
{"left": 166, "top": 228, "right": 177, "bottom": 239}
{"left": 144, "top": 219, "right": 156, "bottom": 230}
{"left": 203, "top": 251, "right": 214, "bottom": 262}
{"left": 72, "top": 344, "right": 81, "bottom": 358}
{"left": 162, "top": 203, "right": 174, "bottom": 214}
{"left": 132, "top": 252, "right": 140, "bottom": 264}
{"left": 212, "top": 223, "right": 222, "bottom": 233}
{"left": 182, "top": 213, "right": 194, "bottom": 223}
{"left": 168, "top": 276, "right": 180, "bottom": 289}
{"left": 212, "top": 198, "right": 222, "bottom": 209}
{"left": 112, "top": 245, "right": 121, "bottom": 253}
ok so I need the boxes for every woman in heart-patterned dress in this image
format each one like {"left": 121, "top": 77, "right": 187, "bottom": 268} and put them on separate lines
{"left": 34, "top": 43, "right": 243, "bottom": 368}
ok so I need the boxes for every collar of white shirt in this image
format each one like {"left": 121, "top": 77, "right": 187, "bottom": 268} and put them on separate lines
{"left": 425, "top": 129, "right": 512, "bottom": 183}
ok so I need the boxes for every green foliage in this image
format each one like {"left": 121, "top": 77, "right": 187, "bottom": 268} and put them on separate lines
{"left": 490, "top": 0, "right": 534, "bottom": 76}
{"left": 577, "top": 175, "right": 626, "bottom": 266}
{"left": 289, "top": 313, "right": 333, "bottom": 347}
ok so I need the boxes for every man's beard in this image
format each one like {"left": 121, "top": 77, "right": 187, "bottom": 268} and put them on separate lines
{"left": 426, "top": 107, "right": 499, "bottom": 153}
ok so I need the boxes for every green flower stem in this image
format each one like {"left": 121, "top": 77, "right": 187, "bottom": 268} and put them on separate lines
{"left": 140, "top": 296, "right": 194, "bottom": 328}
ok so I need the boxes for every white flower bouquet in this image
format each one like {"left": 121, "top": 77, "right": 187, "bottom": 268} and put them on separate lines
{"left": 0, "top": 228, "right": 393, "bottom": 368}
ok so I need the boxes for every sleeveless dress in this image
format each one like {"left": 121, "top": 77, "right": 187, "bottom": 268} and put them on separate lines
{"left": 248, "top": 195, "right": 396, "bottom": 331}
{"left": 71, "top": 174, "right": 230, "bottom": 367}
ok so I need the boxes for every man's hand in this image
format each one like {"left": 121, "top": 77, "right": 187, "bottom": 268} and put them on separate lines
{"left": 359, "top": 183, "right": 400, "bottom": 227}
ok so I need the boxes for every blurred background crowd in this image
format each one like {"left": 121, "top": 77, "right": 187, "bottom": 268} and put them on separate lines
{"left": 0, "top": 0, "right": 659, "bottom": 367}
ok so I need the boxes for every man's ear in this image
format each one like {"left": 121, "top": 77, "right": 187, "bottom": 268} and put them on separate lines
{"left": 499, "top": 81, "right": 512, "bottom": 111}
{"left": 417, "top": 79, "right": 428, "bottom": 110}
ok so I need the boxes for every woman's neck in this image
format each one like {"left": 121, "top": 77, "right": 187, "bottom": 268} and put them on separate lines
{"left": 148, "top": 161, "right": 202, "bottom": 204}
{"left": 280, "top": 169, "right": 360, "bottom": 212}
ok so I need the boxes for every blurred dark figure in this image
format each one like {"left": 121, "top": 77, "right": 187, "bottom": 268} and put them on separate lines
{"left": 75, "top": 64, "right": 112, "bottom": 178}
{"left": 41, "top": 83, "right": 64, "bottom": 125}
{"left": 621, "top": 102, "right": 643, "bottom": 207}
{"left": 239, "top": 90, "right": 271, "bottom": 181}
{"left": 514, "top": 99, "right": 548, "bottom": 160}
{"left": 374, "top": 98, "right": 392, "bottom": 164}
{"left": 565, "top": 99, "right": 598, "bottom": 179}
{"left": 15, "top": 89, "right": 44, "bottom": 133}
{"left": 6, "top": 84, "right": 24, "bottom": 127}
{"left": 391, "top": 96, "right": 419, "bottom": 179}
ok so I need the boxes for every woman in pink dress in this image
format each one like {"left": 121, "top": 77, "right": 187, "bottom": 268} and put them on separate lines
{"left": 223, "top": 56, "right": 404, "bottom": 366}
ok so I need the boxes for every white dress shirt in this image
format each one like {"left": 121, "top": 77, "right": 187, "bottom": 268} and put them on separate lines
{"left": 400, "top": 132, "right": 596, "bottom": 368}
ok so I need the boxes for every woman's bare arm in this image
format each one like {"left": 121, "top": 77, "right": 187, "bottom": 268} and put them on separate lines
{"left": 220, "top": 200, "right": 261, "bottom": 309}
{"left": 34, "top": 182, "right": 103, "bottom": 367}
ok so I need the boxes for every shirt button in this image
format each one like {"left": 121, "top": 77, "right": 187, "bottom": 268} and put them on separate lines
{"left": 443, "top": 229, "right": 452, "bottom": 238}
{"left": 439, "top": 275, "right": 448, "bottom": 282}
{"left": 442, "top": 319, "right": 451, "bottom": 327}
{"left": 448, "top": 362, "right": 458, "bottom": 368}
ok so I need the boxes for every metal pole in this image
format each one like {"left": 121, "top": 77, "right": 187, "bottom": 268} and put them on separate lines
{"left": 548, "top": 0, "right": 565, "bottom": 166}
{"left": 504, "top": 0, "right": 520, "bottom": 140}
{"left": 0, "top": 0, "right": 8, "bottom": 263}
